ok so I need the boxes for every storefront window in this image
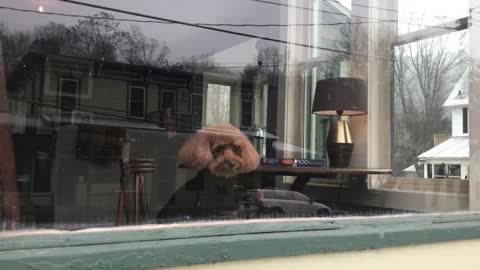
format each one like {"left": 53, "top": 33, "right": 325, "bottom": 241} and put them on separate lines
{"left": 0, "top": 0, "right": 478, "bottom": 232}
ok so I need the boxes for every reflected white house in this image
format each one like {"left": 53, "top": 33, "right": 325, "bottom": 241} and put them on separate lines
{"left": 417, "top": 69, "right": 469, "bottom": 179}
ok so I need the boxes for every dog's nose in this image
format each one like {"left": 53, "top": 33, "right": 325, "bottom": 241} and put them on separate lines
{"left": 224, "top": 160, "right": 237, "bottom": 168}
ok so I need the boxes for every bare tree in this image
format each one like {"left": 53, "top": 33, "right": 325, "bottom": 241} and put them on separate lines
{"left": 168, "top": 52, "right": 226, "bottom": 73}
{"left": 119, "top": 25, "right": 169, "bottom": 67}
{"left": 394, "top": 44, "right": 414, "bottom": 115}
{"left": 241, "top": 46, "right": 285, "bottom": 85}
{"left": 327, "top": 18, "right": 466, "bottom": 174}
{"left": 392, "top": 32, "right": 466, "bottom": 174}
{"left": 30, "top": 22, "right": 69, "bottom": 54}
{"left": 0, "top": 23, "right": 31, "bottom": 76}
{"left": 66, "top": 12, "right": 121, "bottom": 61}
{"left": 406, "top": 34, "right": 466, "bottom": 123}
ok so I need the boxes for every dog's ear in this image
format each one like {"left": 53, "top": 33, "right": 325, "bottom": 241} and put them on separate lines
{"left": 238, "top": 137, "right": 260, "bottom": 173}
{"left": 178, "top": 131, "right": 213, "bottom": 169}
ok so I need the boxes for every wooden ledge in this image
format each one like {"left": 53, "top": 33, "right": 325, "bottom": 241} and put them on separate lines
{"left": 256, "top": 165, "right": 392, "bottom": 177}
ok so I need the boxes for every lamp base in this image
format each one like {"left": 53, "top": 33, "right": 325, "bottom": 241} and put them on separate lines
{"left": 327, "top": 143, "right": 354, "bottom": 168}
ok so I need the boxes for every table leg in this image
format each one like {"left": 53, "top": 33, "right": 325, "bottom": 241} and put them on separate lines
{"left": 135, "top": 175, "right": 139, "bottom": 224}
{"left": 260, "top": 172, "right": 275, "bottom": 188}
{"left": 289, "top": 176, "right": 311, "bottom": 192}
{"left": 116, "top": 160, "right": 129, "bottom": 225}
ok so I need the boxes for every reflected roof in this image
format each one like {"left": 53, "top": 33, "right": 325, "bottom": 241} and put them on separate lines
{"left": 443, "top": 68, "right": 468, "bottom": 107}
{"left": 418, "top": 136, "right": 469, "bottom": 160}
{"left": 402, "top": 165, "right": 416, "bottom": 172}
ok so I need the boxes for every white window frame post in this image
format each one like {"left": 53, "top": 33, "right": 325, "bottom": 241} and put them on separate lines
{"left": 469, "top": 0, "right": 480, "bottom": 209}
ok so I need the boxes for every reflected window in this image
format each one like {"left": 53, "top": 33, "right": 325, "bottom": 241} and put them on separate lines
{"left": 59, "top": 79, "right": 79, "bottom": 114}
{"left": 128, "top": 86, "right": 145, "bottom": 118}
{"left": 206, "top": 83, "right": 230, "bottom": 125}
{"left": 241, "top": 99, "right": 252, "bottom": 129}
{"left": 293, "top": 192, "right": 310, "bottom": 202}
{"left": 161, "top": 89, "right": 176, "bottom": 111}
{"left": 448, "top": 164, "right": 461, "bottom": 177}
{"left": 191, "top": 93, "right": 203, "bottom": 116}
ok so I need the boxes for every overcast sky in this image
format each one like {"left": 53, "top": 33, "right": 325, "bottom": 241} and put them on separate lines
{"left": 1, "top": 0, "right": 285, "bottom": 64}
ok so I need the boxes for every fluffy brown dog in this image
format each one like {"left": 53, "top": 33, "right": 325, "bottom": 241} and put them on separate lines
{"left": 178, "top": 123, "right": 260, "bottom": 177}
{"left": 157, "top": 124, "right": 261, "bottom": 221}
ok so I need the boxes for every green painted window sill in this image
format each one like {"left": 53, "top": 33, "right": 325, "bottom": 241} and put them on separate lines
{"left": 1, "top": 213, "right": 480, "bottom": 269}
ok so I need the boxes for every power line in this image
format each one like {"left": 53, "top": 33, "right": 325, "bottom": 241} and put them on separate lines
{"left": 8, "top": 96, "right": 202, "bottom": 130}
{"left": 257, "top": 0, "right": 463, "bottom": 21}
{"left": 471, "top": 5, "right": 480, "bottom": 12}
{"left": 250, "top": 0, "right": 364, "bottom": 20}
{"left": 336, "top": 0, "right": 461, "bottom": 18}
{"left": 0, "top": 6, "right": 164, "bottom": 24}
{"left": 1, "top": 4, "right": 452, "bottom": 29}
{"left": 9, "top": 1, "right": 462, "bottom": 63}
{"left": 348, "top": 2, "right": 400, "bottom": 14}
{"left": 0, "top": 6, "right": 397, "bottom": 28}
{"left": 10, "top": 94, "right": 128, "bottom": 115}
{"left": 53, "top": 0, "right": 418, "bottom": 62}
{"left": 0, "top": 3, "right": 459, "bottom": 56}
{"left": 164, "top": 60, "right": 339, "bottom": 69}
{"left": 55, "top": 0, "right": 352, "bottom": 56}
{"left": 249, "top": 0, "right": 460, "bottom": 31}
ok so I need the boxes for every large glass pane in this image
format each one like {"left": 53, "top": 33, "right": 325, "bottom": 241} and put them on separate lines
{"left": 0, "top": 0, "right": 477, "bottom": 232}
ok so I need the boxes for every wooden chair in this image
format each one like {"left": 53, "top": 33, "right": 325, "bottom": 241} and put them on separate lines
{"left": 116, "top": 159, "right": 155, "bottom": 225}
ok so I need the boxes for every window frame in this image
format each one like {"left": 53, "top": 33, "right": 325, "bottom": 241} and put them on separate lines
{"left": 390, "top": 17, "right": 469, "bottom": 186}
{"left": 43, "top": 56, "right": 94, "bottom": 100}
{"left": 1, "top": 213, "right": 480, "bottom": 269}
{"left": 463, "top": 107, "right": 468, "bottom": 134}
{"left": 2, "top": 1, "right": 480, "bottom": 269}
{"left": 240, "top": 99, "right": 253, "bottom": 129}
{"left": 205, "top": 83, "right": 232, "bottom": 125}
{"left": 160, "top": 88, "right": 177, "bottom": 111}
{"left": 202, "top": 72, "right": 241, "bottom": 126}
{"left": 190, "top": 92, "right": 203, "bottom": 115}
{"left": 58, "top": 78, "right": 79, "bottom": 111}
{"left": 127, "top": 85, "right": 146, "bottom": 119}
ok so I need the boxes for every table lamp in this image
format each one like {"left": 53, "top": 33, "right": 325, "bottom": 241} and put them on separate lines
{"left": 244, "top": 124, "right": 266, "bottom": 156}
{"left": 312, "top": 78, "right": 367, "bottom": 168}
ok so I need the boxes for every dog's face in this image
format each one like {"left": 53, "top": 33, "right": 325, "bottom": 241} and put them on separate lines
{"left": 178, "top": 124, "right": 260, "bottom": 177}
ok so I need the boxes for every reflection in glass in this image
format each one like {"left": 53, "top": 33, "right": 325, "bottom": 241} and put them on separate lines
{"left": 0, "top": 0, "right": 475, "bottom": 230}
{"left": 206, "top": 83, "right": 231, "bottom": 125}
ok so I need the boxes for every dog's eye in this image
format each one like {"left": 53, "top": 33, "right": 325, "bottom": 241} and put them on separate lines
{"left": 232, "top": 145, "right": 242, "bottom": 155}
{"left": 212, "top": 145, "right": 225, "bottom": 157}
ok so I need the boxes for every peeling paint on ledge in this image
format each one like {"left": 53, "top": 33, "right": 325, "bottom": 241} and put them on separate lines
{"left": 0, "top": 213, "right": 480, "bottom": 269}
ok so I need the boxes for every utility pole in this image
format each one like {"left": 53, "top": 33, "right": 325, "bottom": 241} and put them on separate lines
{"left": 0, "top": 41, "right": 20, "bottom": 227}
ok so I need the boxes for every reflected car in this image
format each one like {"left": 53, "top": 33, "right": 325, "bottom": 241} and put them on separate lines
{"left": 238, "top": 189, "right": 331, "bottom": 218}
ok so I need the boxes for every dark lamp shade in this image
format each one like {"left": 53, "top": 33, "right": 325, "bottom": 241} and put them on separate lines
{"left": 312, "top": 78, "right": 367, "bottom": 116}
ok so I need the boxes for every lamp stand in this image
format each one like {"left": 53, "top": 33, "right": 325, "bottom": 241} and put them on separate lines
{"left": 326, "top": 113, "right": 354, "bottom": 168}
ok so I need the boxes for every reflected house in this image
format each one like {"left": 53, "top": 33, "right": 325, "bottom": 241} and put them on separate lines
{"left": 417, "top": 69, "right": 469, "bottom": 180}
{"left": 6, "top": 52, "right": 261, "bottom": 226}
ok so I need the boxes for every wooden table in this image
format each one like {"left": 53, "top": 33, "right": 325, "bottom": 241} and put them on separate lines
{"left": 255, "top": 166, "right": 392, "bottom": 192}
